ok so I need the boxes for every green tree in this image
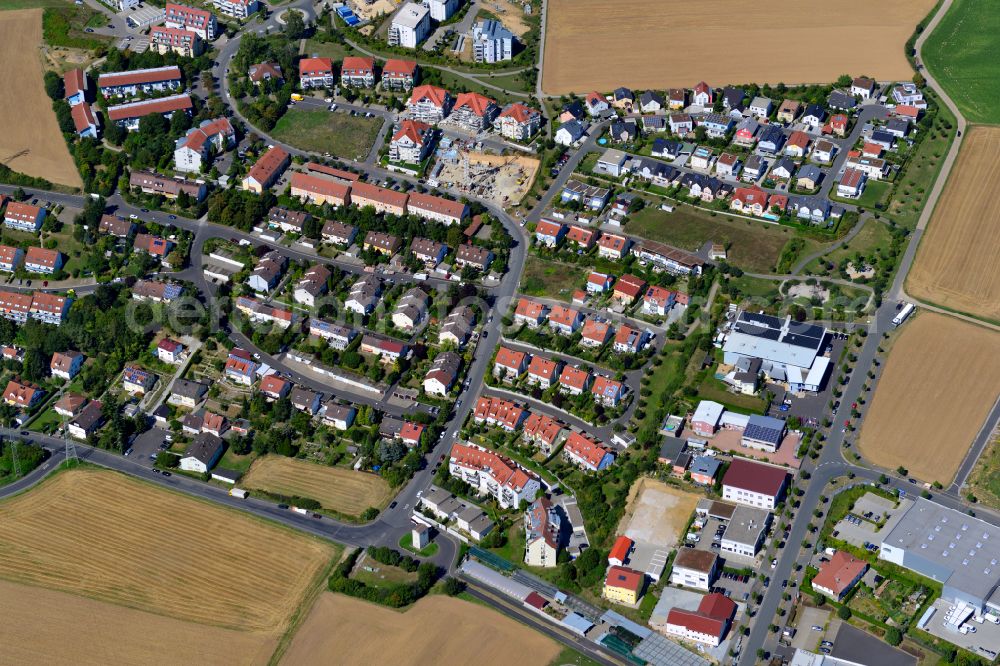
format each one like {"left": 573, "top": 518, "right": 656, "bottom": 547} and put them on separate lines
{"left": 44, "top": 70, "right": 64, "bottom": 100}
{"left": 837, "top": 606, "right": 852, "bottom": 620}
{"left": 884, "top": 627, "right": 902, "bottom": 646}
{"left": 284, "top": 10, "right": 306, "bottom": 39}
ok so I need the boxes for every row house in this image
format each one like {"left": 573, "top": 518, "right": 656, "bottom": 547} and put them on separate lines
{"left": 131, "top": 170, "right": 206, "bottom": 201}
{"left": 564, "top": 431, "right": 614, "bottom": 472}
{"left": 473, "top": 396, "right": 527, "bottom": 431}
{"left": 408, "top": 192, "right": 467, "bottom": 226}
{"left": 235, "top": 296, "right": 293, "bottom": 328}
{"left": 410, "top": 237, "right": 448, "bottom": 265}
{"left": 381, "top": 59, "right": 418, "bottom": 90}
{"left": 4, "top": 201, "right": 46, "bottom": 233}
{"left": 449, "top": 92, "right": 499, "bottom": 132}
{"left": 340, "top": 56, "right": 375, "bottom": 88}
{"left": 389, "top": 120, "right": 434, "bottom": 164}
{"left": 494, "top": 102, "right": 541, "bottom": 141}
{"left": 267, "top": 206, "right": 310, "bottom": 234}
{"left": 362, "top": 230, "right": 401, "bottom": 256}
{"left": 549, "top": 305, "right": 582, "bottom": 335}
{"left": 290, "top": 171, "right": 350, "bottom": 207}
{"left": 352, "top": 182, "right": 408, "bottom": 216}
{"left": 97, "top": 66, "right": 182, "bottom": 98}
{"left": 165, "top": 3, "right": 216, "bottom": 40}
{"left": 107, "top": 94, "right": 193, "bottom": 131}
{"left": 527, "top": 355, "right": 561, "bottom": 389}
{"left": 448, "top": 442, "right": 540, "bottom": 509}
{"left": 439, "top": 306, "right": 475, "bottom": 347}
{"left": 24, "top": 247, "right": 62, "bottom": 275}
{"left": 308, "top": 318, "right": 356, "bottom": 349}
{"left": 0, "top": 245, "right": 24, "bottom": 272}
{"left": 522, "top": 412, "right": 564, "bottom": 454}
{"left": 242, "top": 145, "right": 290, "bottom": 193}
{"left": 0, "top": 290, "right": 71, "bottom": 326}
{"left": 293, "top": 264, "right": 331, "bottom": 307}
{"left": 174, "top": 116, "right": 235, "bottom": 172}
{"left": 632, "top": 240, "right": 704, "bottom": 276}
{"left": 132, "top": 280, "right": 183, "bottom": 303}
{"left": 322, "top": 220, "right": 357, "bottom": 246}
{"left": 298, "top": 57, "right": 334, "bottom": 89}
{"left": 150, "top": 26, "right": 202, "bottom": 57}
{"left": 360, "top": 334, "right": 408, "bottom": 362}
{"left": 454, "top": 244, "right": 492, "bottom": 271}
{"left": 407, "top": 85, "right": 452, "bottom": 124}
{"left": 513, "top": 298, "right": 547, "bottom": 328}
{"left": 64, "top": 68, "right": 87, "bottom": 106}
{"left": 561, "top": 180, "right": 609, "bottom": 210}
{"left": 224, "top": 349, "right": 258, "bottom": 385}
{"left": 493, "top": 345, "right": 528, "bottom": 380}
{"left": 345, "top": 274, "right": 381, "bottom": 314}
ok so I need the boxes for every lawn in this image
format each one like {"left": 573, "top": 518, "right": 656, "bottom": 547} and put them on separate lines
{"left": 478, "top": 70, "right": 534, "bottom": 94}
{"left": 1, "top": 0, "right": 67, "bottom": 9}
{"left": 398, "top": 532, "right": 439, "bottom": 557}
{"left": 727, "top": 274, "right": 783, "bottom": 299}
{"left": 302, "top": 38, "right": 356, "bottom": 61}
{"left": 626, "top": 205, "right": 814, "bottom": 273}
{"left": 695, "top": 374, "right": 768, "bottom": 414}
{"left": 805, "top": 218, "right": 894, "bottom": 273}
{"left": 27, "top": 406, "right": 64, "bottom": 433}
{"left": 922, "top": 0, "right": 1000, "bottom": 124}
{"left": 42, "top": 5, "right": 113, "bottom": 50}
{"left": 548, "top": 647, "right": 604, "bottom": 666}
{"left": 271, "top": 109, "right": 382, "bottom": 160}
{"left": 829, "top": 180, "right": 893, "bottom": 209}
{"left": 520, "top": 254, "right": 588, "bottom": 301}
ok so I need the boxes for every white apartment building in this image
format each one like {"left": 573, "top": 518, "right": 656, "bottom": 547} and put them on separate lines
{"left": 448, "top": 442, "right": 540, "bottom": 509}
{"left": 424, "top": 0, "right": 459, "bottom": 20}
{"left": 388, "top": 3, "right": 431, "bottom": 49}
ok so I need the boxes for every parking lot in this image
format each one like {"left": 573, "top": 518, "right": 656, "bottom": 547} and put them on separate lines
{"left": 921, "top": 599, "right": 1000, "bottom": 661}
{"left": 128, "top": 424, "right": 170, "bottom": 467}
{"left": 832, "top": 494, "right": 912, "bottom": 549}
{"left": 764, "top": 333, "right": 849, "bottom": 427}
{"left": 685, "top": 515, "right": 758, "bottom": 602}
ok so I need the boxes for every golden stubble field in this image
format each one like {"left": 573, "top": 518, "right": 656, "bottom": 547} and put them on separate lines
{"left": 242, "top": 455, "right": 394, "bottom": 515}
{"left": 907, "top": 126, "right": 1000, "bottom": 322}
{"left": 858, "top": 313, "right": 1000, "bottom": 484}
{"left": 617, "top": 477, "right": 700, "bottom": 548}
{"left": 0, "top": 9, "right": 82, "bottom": 188}
{"left": 282, "top": 593, "right": 562, "bottom": 665}
{"left": 541, "top": 0, "right": 936, "bottom": 94}
{"left": 0, "top": 468, "right": 337, "bottom": 663}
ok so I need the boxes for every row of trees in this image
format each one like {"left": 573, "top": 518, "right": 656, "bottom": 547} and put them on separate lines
{"left": 327, "top": 548, "right": 439, "bottom": 608}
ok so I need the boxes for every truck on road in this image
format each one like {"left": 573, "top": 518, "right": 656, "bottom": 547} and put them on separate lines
{"left": 892, "top": 302, "right": 915, "bottom": 327}
{"left": 292, "top": 506, "right": 309, "bottom": 515}
{"left": 229, "top": 488, "right": 248, "bottom": 499}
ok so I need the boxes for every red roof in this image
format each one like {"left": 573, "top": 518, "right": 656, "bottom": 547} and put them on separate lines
{"left": 524, "top": 591, "right": 547, "bottom": 609}
{"left": 392, "top": 119, "right": 431, "bottom": 145}
{"left": 523, "top": 412, "right": 563, "bottom": 445}
{"left": 473, "top": 397, "right": 526, "bottom": 430}
{"left": 341, "top": 56, "right": 374, "bottom": 74}
{"left": 453, "top": 91, "right": 496, "bottom": 117}
{"left": 566, "top": 225, "right": 596, "bottom": 246}
{"left": 812, "top": 551, "right": 867, "bottom": 597}
{"left": 290, "top": 172, "right": 350, "bottom": 200}
{"left": 409, "top": 84, "right": 449, "bottom": 109}
{"left": 98, "top": 65, "right": 182, "bottom": 89}
{"left": 247, "top": 145, "right": 289, "bottom": 186}
{"left": 581, "top": 318, "right": 611, "bottom": 343}
{"left": 515, "top": 298, "right": 546, "bottom": 320}
{"left": 400, "top": 420, "right": 425, "bottom": 442}
{"left": 107, "top": 94, "right": 193, "bottom": 121}
{"left": 260, "top": 374, "right": 291, "bottom": 396}
{"left": 64, "top": 68, "right": 85, "bottom": 98}
{"left": 350, "top": 181, "right": 408, "bottom": 210}
{"left": 591, "top": 375, "right": 623, "bottom": 400}
{"left": 528, "top": 355, "right": 559, "bottom": 379}
{"left": 499, "top": 102, "right": 537, "bottom": 123}
{"left": 71, "top": 102, "right": 97, "bottom": 133}
{"left": 722, "top": 458, "right": 788, "bottom": 497}
{"left": 494, "top": 346, "right": 526, "bottom": 370}
{"left": 564, "top": 431, "right": 609, "bottom": 468}
{"left": 408, "top": 191, "right": 465, "bottom": 220}
{"left": 305, "top": 162, "right": 360, "bottom": 182}
{"left": 614, "top": 274, "right": 647, "bottom": 299}
{"left": 25, "top": 247, "right": 61, "bottom": 269}
{"left": 609, "top": 535, "right": 633, "bottom": 563}
{"left": 298, "top": 57, "right": 333, "bottom": 76}
{"left": 559, "top": 365, "right": 590, "bottom": 390}
{"left": 450, "top": 442, "right": 535, "bottom": 491}
{"left": 549, "top": 305, "right": 580, "bottom": 328}
{"left": 733, "top": 185, "right": 768, "bottom": 207}
{"left": 4, "top": 201, "right": 43, "bottom": 223}
{"left": 382, "top": 59, "right": 417, "bottom": 77}
{"left": 535, "top": 220, "right": 564, "bottom": 237}
{"left": 605, "top": 565, "right": 644, "bottom": 593}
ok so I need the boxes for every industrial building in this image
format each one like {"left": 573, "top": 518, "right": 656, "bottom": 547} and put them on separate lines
{"left": 722, "top": 310, "right": 830, "bottom": 393}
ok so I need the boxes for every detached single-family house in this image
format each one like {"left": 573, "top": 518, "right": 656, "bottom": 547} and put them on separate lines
{"left": 837, "top": 168, "right": 866, "bottom": 198}
{"left": 50, "top": 351, "right": 84, "bottom": 380}
{"left": 757, "top": 125, "right": 785, "bottom": 154}
{"left": 669, "top": 113, "right": 693, "bottom": 136}
{"left": 801, "top": 104, "right": 826, "bottom": 128}
{"left": 555, "top": 120, "right": 586, "bottom": 146}
{"left": 776, "top": 99, "right": 801, "bottom": 123}
{"left": 639, "top": 91, "right": 665, "bottom": 113}
{"left": 850, "top": 77, "right": 877, "bottom": 100}
{"left": 796, "top": 164, "right": 823, "bottom": 190}
{"left": 180, "top": 433, "right": 224, "bottom": 473}
{"left": 585, "top": 91, "right": 609, "bottom": 116}
{"left": 748, "top": 96, "right": 772, "bottom": 119}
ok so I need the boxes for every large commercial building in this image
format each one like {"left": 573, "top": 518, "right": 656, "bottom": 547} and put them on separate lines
{"left": 880, "top": 498, "right": 1000, "bottom": 613}
{"left": 722, "top": 310, "right": 830, "bottom": 393}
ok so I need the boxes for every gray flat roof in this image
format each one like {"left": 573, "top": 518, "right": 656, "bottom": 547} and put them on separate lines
{"left": 722, "top": 505, "right": 771, "bottom": 547}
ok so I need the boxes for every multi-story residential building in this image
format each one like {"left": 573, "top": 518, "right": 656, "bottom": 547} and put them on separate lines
{"left": 0, "top": 245, "right": 24, "bottom": 272}
{"left": 388, "top": 3, "right": 431, "bottom": 48}
{"left": 173, "top": 116, "right": 235, "bottom": 172}
{"left": 71, "top": 103, "right": 100, "bottom": 139}
{"left": 164, "top": 3, "right": 216, "bottom": 40}
{"left": 24, "top": 247, "right": 62, "bottom": 274}
{"left": 473, "top": 396, "right": 526, "bottom": 430}
{"left": 513, "top": 298, "right": 547, "bottom": 328}
{"left": 224, "top": 351, "right": 257, "bottom": 385}
{"left": 353, "top": 183, "right": 408, "bottom": 217}
{"left": 527, "top": 355, "right": 560, "bottom": 389}
{"left": 389, "top": 120, "right": 434, "bottom": 164}
{"left": 107, "top": 94, "right": 193, "bottom": 131}
{"left": 293, "top": 264, "right": 331, "bottom": 306}
{"left": 407, "top": 192, "right": 467, "bottom": 226}
{"left": 407, "top": 85, "right": 452, "bottom": 124}
{"left": 472, "top": 19, "right": 514, "bottom": 63}
{"left": 522, "top": 412, "right": 564, "bottom": 454}
{"left": 267, "top": 206, "right": 310, "bottom": 234}
{"left": 64, "top": 68, "right": 87, "bottom": 106}
{"left": 439, "top": 306, "right": 475, "bottom": 347}
{"left": 4, "top": 202, "right": 46, "bottom": 232}
{"left": 214, "top": 0, "right": 259, "bottom": 19}
{"left": 564, "top": 432, "right": 614, "bottom": 471}
{"left": 454, "top": 244, "right": 492, "bottom": 271}
{"left": 98, "top": 66, "right": 183, "bottom": 98}
{"left": 448, "top": 442, "right": 540, "bottom": 508}
{"left": 235, "top": 296, "right": 293, "bottom": 328}
{"left": 247, "top": 250, "right": 287, "bottom": 293}
{"left": 345, "top": 275, "right": 382, "bottom": 314}
{"left": 289, "top": 172, "right": 350, "bottom": 207}
{"left": 298, "top": 57, "right": 334, "bottom": 89}
{"left": 603, "top": 566, "right": 645, "bottom": 605}
{"left": 242, "top": 145, "right": 290, "bottom": 193}
{"left": 0, "top": 291, "right": 71, "bottom": 325}
{"left": 4, "top": 378, "right": 44, "bottom": 410}
{"left": 424, "top": 0, "right": 460, "bottom": 20}
{"left": 50, "top": 351, "right": 85, "bottom": 380}
{"left": 391, "top": 287, "right": 430, "bottom": 329}
{"left": 321, "top": 220, "right": 357, "bottom": 246}
{"left": 340, "top": 56, "right": 375, "bottom": 88}
{"left": 308, "top": 319, "right": 355, "bottom": 349}
{"left": 812, "top": 550, "right": 868, "bottom": 601}
{"left": 495, "top": 102, "right": 541, "bottom": 140}
{"left": 381, "top": 59, "right": 418, "bottom": 90}
{"left": 524, "top": 497, "right": 561, "bottom": 568}
{"left": 449, "top": 92, "right": 499, "bottom": 132}
{"left": 721, "top": 458, "right": 788, "bottom": 510}
{"left": 150, "top": 26, "right": 202, "bottom": 57}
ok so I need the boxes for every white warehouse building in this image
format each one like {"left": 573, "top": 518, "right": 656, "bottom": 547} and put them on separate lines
{"left": 722, "top": 310, "right": 830, "bottom": 393}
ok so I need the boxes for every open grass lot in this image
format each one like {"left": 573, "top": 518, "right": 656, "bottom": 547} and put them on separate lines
{"left": 922, "top": 0, "right": 1000, "bottom": 124}
{"left": 907, "top": 126, "right": 1000, "bottom": 322}
{"left": 541, "top": 0, "right": 935, "bottom": 94}
{"left": 301, "top": 38, "right": 355, "bottom": 61}
{"left": 616, "top": 477, "right": 699, "bottom": 549}
{"left": 0, "top": 9, "right": 82, "bottom": 188}
{"left": 271, "top": 109, "right": 382, "bottom": 160}
{"left": 521, "top": 254, "right": 588, "bottom": 301}
{"left": 0, "top": 468, "right": 337, "bottom": 633}
{"left": 858, "top": 313, "right": 1000, "bottom": 484}
{"left": 242, "top": 455, "right": 393, "bottom": 516}
{"left": 627, "top": 205, "right": 815, "bottom": 273}
{"left": 966, "top": 435, "right": 1000, "bottom": 510}
{"left": 806, "top": 219, "right": 893, "bottom": 273}
{"left": 0, "top": 578, "right": 278, "bottom": 666}
{"left": 831, "top": 180, "right": 893, "bottom": 209}
{"left": 282, "top": 593, "right": 561, "bottom": 665}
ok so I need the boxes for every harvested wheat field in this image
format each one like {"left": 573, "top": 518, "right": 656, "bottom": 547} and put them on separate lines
{"left": 542, "top": 0, "right": 936, "bottom": 94}
{"left": 0, "top": 468, "right": 336, "bottom": 633}
{"left": 282, "top": 593, "right": 562, "bottom": 666}
{"left": 908, "top": 127, "right": 1000, "bottom": 322}
{"left": 858, "top": 313, "right": 1000, "bottom": 484}
{"left": 0, "top": 10, "right": 81, "bottom": 188}
{"left": 242, "top": 455, "right": 394, "bottom": 515}
{"left": 0, "top": 578, "right": 277, "bottom": 666}
{"left": 617, "top": 477, "right": 700, "bottom": 548}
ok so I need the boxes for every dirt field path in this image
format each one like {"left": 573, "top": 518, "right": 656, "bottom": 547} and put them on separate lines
{"left": 282, "top": 593, "right": 562, "bottom": 665}
{"left": 0, "top": 9, "right": 82, "bottom": 189}
{"left": 541, "top": 0, "right": 936, "bottom": 94}
{"left": 858, "top": 313, "right": 1000, "bottom": 484}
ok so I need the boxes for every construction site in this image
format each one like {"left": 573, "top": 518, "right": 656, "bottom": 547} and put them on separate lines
{"left": 430, "top": 144, "right": 538, "bottom": 207}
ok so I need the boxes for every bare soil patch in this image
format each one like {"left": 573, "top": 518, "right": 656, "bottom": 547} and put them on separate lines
{"left": 0, "top": 9, "right": 81, "bottom": 188}
{"left": 242, "top": 455, "right": 394, "bottom": 515}
{"left": 0, "top": 578, "right": 277, "bottom": 666}
{"left": 541, "top": 0, "right": 936, "bottom": 94}
{"left": 907, "top": 126, "right": 1000, "bottom": 322}
{"left": 0, "top": 468, "right": 336, "bottom": 632}
{"left": 616, "top": 477, "right": 700, "bottom": 549}
{"left": 435, "top": 151, "right": 538, "bottom": 206}
{"left": 282, "top": 593, "right": 562, "bottom": 665}
{"left": 858, "top": 313, "right": 1000, "bottom": 484}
